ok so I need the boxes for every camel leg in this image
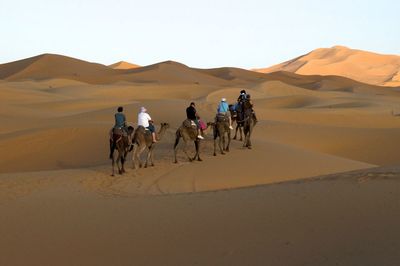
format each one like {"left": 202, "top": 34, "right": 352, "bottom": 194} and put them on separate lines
{"left": 245, "top": 134, "right": 251, "bottom": 149}
{"left": 121, "top": 152, "right": 126, "bottom": 173}
{"left": 110, "top": 140, "right": 116, "bottom": 176}
{"left": 243, "top": 126, "right": 248, "bottom": 148}
{"left": 239, "top": 126, "right": 243, "bottom": 141}
{"left": 173, "top": 134, "right": 181, "bottom": 163}
{"left": 243, "top": 127, "right": 252, "bottom": 149}
{"left": 183, "top": 141, "right": 193, "bottom": 162}
{"left": 213, "top": 137, "right": 217, "bottom": 156}
{"left": 194, "top": 140, "right": 202, "bottom": 161}
{"left": 131, "top": 145, "right": 137, "bottom": 169}
{"left": 134, "top": 144, "right": 142, "bottom": 168}
{"left": 144, "top": 147, "right": 152, "bottom": 168}
{"left": 226, "top": 130, "right": 231, "bottom": 152}
{"left": 144, "top": 143, "right": 155, "bottom": 167}
{"left": 111, "top": 153, "right": 116, "bottom": 176}
{"left": 150, "top": 146, "right": 155, "bottom": 167}
{"left": 116, "top": 151, "right": 123, "bottom": 175}
{"left": 247, "top": 127, "right": 253, "bottom": 149}
{"left": 144, "top": 151, "right": 149, "bottom": 168}
{"left": 219, "top": 135, "right": 224, "bottom": 155}
{"left": 137, "top": 144, "right": 147, "bottom": 168}
{"left": 109, "top": 139, "right": 115, "bottom": 159}
{"left": 233, "top": 124, "right": 238, "bottom": 140}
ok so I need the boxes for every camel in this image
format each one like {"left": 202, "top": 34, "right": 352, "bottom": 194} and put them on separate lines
{"left": 174, "top": 120, "right": 210, "bottom": 163}
{"left": 242, "top": 108, "right": 257, "bottom": 149}
{"left": 212, "top": 114, "right": 231, "bottom": 156}
{"left": 110, "top": 126, "right": 134, "bottom": 176}
{"left": 131, "top": 123, "right": 169, "bottom": 169}
{"left": 229, "top": 104, "right": 244, "bottom": 141}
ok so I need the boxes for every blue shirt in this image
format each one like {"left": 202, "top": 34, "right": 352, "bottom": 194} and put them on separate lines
{"left": 217, "top": 101, "right": 229, "bottom": 113}
{"left": 114, "top": 112, "right": 126, "bottom": 128}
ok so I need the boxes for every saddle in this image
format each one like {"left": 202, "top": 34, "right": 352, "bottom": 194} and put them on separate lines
{"left": 112, "top": 128, "right": 124, "bottom": 136}
{"left": 183, "top": 119, "right": 197, "bottom": 129}
{"left": 136, "top": 126, "right": 152, "bottom": 138}
{"left": 111, "top": 127, "right": 131, "bottom": 143}
{"left": 216, "top": 113, "right": 229, "bottom": 123}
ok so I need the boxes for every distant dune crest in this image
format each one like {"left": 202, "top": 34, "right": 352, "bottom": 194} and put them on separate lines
{"left": 254, "top": 46, "right": 400, "bottom": 87}
{"left": 108, "top": 61, "right": 140, "bottom": 69}
{"left": 0, "top": 47, "right": 399, "bottom": 87}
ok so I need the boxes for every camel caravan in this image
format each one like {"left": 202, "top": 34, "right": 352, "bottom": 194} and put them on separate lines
{"left": 109, "top": 90, "right": 257, "bottom": 176}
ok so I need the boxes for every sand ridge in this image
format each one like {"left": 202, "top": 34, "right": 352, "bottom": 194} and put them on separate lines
{"left": 2, "top": 51, "right": 400, "bottom": 265}
{"left": 255, "top": 45, "right": 400, "bottom": 87}
{"left": 108, "top": 61, "right": 140, "bottom": 69}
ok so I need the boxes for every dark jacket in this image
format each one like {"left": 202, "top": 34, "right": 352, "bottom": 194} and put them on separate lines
{"left": 186, "top": 106, "right": 197, "bottom": 120}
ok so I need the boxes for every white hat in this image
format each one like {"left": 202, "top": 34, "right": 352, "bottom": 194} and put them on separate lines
{"left": 221, "top": 98, "right": 226, "bottom": 102}
{"left": 140, "top": 106, "right": 147, "bottom": 113}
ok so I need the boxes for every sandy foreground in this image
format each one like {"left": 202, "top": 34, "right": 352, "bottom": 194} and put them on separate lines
{"left": 1, "top": 57, "right": 400, "bottom": 265}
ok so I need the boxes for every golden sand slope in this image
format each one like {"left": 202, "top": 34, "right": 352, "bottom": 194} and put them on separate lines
{"left": 1, "top": 167, "right": 400, "bottom": 265}
{"left": 255, "top": 46, "right": 400, "bottom": 87}
{"left": 0, "top": 54, "right": 120, "bottom": 84}
{"left": 2, "top": 53, "right": 400, "bottom": 265}
{"left": 3, "top": 53, "right": 395, "bottom": 90}
{"left": 1, "top": 55, "right": 400, "bottom": 177}
{"left": 108, "top": 61, "right": 140, "bottom": 69}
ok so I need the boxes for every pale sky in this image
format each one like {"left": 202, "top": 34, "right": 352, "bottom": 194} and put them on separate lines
{"left": 0, "top": 0, "right": 399, "bottom": 68}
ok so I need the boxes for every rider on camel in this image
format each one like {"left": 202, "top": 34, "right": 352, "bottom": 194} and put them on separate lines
{"left": 186, "top": 102, "right": 204, "bottom": 139}
{"left": 138, "top": 107, "right": 157, "bottom": 143}
{"left": 217, "top": 98, "right": 233, "bottom": 130}
{"left": 243, "top": 94, "right": 258, "bottom": 122}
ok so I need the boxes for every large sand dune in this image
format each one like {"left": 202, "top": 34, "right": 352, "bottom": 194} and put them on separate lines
{"left": 1, "top": 52, "right": 400, "bottom": 265}
{"left": 255, "top": 46, "right": 400, "bottom": 87}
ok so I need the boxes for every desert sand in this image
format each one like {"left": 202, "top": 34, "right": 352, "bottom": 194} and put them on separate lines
{"left": 109, "top": 61, "right": 140, "bottom": 69}
{"left": 1, "top": 52, "right": 400, "bottom": 265}
{"left": 255, "top": 46, "right": 400, "bottom": 87}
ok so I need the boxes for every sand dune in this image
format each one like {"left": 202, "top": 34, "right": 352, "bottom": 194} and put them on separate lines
{"left": 255, "top": 46, "right": 400, "bottom": 87}
{"left": 0, "top": 54, "right": 121, "bottom": 84}
{"left": 4, "top": 53, "right": 394, "bottom": 90}
{"left": 108, "top": 61, "right": 140, "bottom": 69}
{"left": 2, "top": 51, "right": 400, "bottom": 265}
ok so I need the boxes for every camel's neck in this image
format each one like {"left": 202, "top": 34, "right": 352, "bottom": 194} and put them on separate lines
{"left": 156, "top": 126, "right": 168, "bottom": 141}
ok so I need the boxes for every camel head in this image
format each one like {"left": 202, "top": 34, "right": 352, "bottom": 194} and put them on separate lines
{"left": 160, "top": 122, "right": 170, "bottom": 129}
{"left": 206, "top": 122, "right": 215, "bottom": 128}
{"left": 127, "top": 126, "right": 134, "bottom": 135}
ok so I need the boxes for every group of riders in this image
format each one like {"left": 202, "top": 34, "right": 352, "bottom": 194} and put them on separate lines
{"left": 110, "top": 89, "right": 257, "bottom": 146}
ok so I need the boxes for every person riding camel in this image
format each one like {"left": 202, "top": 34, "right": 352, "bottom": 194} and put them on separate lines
{"left": 234, "top": 89, "right": 247, "bottom": 121}
{"left": 243, "top": 94, "right": 258, "bottom": 122}
{"left": 237, "top": 89, "right": 247, "bottom": 103}
{"left": 110, "top": 106, "right": 128, "bottom": 140}
{"left": 109, "top": 106, "right": 129, "bottom": 159}
{"left": 114, "top": 106, "right": 127, "bottom": 131}
{"left": 217, "top": 98, "right": 233, "bottom": 130}
{"left": 138, "top": 107, "right": 157, "bottom": 143}
{"left": 186, "top": 102, "right": 204, "bottom": 139}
